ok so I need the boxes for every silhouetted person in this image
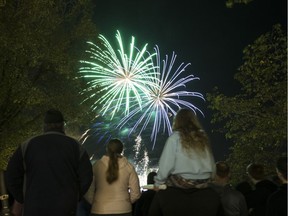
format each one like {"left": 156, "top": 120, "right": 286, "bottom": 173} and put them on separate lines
{"left": 209, "top": 161, "right": 248, "bottom": 216}
{"left": 235, "top": 181, "right": 253, "bottom": 197}
{"left": 245, "top": 163, "right": 277, "bottom": 216}
{"left": 134, "top": 171, "right": 157, "bottom": 216}
{"left": 6, "top": 109, "right": 93, "bottom": 216}
{"left": 266, "top": 156, "right": 287, "bottom": 216}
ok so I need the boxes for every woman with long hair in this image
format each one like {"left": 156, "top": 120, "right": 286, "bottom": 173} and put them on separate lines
{"left": 149, "top": 109, "right": 219, "bottom": 216}
{"left": 85, "top": 139, "right": 141, "bottom": 216}
{"left": 154, "top": 108, "right": 215, "bottom": 189}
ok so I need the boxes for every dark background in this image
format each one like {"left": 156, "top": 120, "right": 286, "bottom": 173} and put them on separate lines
{"left": 85, "top": 0, "right": 286, "bottom": 162}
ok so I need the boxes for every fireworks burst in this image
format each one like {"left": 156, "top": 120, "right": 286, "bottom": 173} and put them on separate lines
{"left": 79, "top": 30, "right": 158, "bottom": 118}
{"left": 79, "top": 32, "right": 205, "bottom": 150}
{"left": 117, "top": 46, "right": 205, "bottom": 149}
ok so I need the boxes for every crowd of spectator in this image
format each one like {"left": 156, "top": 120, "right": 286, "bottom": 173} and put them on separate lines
{"left": 0, "top": 109, "right": 287, "bottom": 216}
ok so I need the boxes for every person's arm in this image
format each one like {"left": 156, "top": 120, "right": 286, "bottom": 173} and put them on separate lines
{"left": 84, "top": 175, "right": 95, "bottom": 205}
{"left": 154, "top": 135, "right": 177, "bottom": 187}
{"left": 128, "top": 165, "right": 141, "bottom": 204}
{"left": 78, "top": 146, "right": 93, "bottom": 198}
{"left": 6, "top": 147, "right": 25, "bottom": 204}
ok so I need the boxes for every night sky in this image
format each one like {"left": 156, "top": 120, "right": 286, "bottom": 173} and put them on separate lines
{"left": 88, "top": 0, "right": 286, "bottom": 161}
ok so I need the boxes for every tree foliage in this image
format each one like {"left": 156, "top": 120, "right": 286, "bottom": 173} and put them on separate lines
{"left": 0, "top": 0, "right": 99, "bottom": 169}
{"left": 207, "top": 25, "right": 287, "bottom": 183}
{"left": 226, "top": 0, "right": 253, "bottom": 8}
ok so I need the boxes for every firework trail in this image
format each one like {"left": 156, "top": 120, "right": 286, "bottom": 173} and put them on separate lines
{"left": 133, "top": 135, "right": 150, "bottom": 186}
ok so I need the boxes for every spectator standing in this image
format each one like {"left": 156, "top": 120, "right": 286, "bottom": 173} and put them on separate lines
{"left": 149, "top": 108, "right": 220, "bottom": 216}
{"left": 235, "top": 181, "right": 253, "bottom": 197}
{"left": 85, "top": 138, "right": 141, "bottom": 216}
{"left": 266, "top": 156, "right": 287, "bottom": 216}
{"left": 153, "top": 108, "right": 215, "bottom": 189}
{"left": 134, "top": 171, "right": 157, "bottom": 216}
{"left": 209, "top": 161, "right": 248, "bottom": 216}
{"left": 6, "top": 109, "right": 93, "bottom": 216}
{"left": 245, "top": 163, "right": 277, "bottom": 216}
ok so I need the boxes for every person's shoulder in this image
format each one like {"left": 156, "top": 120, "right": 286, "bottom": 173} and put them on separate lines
{"left": 222, "top": 186, "right": 246, "bottom": 202}
{"left": 170, "top": 131, "right": 180, "bottom": 137}
{"left": 124, "top": 157, "right": 133, "bottom": 167}
{"left": 92, "top": 157, "right": 106, "bottom": 170}
{"left": 167, "top": 131, "right": 180, "bottom": 141}
{"left": 96, "top": 155, "right": 108, "bottom": 165}
{"left": 63, "top": 134, "right": 79, "bottom": 142}
{"left": 60, "top": 134, "right": 84, "bottom": 149}
{"left": 120, "top": 157, "right": 136, "bottom": 171}
{"left": 41, "top": 132, "right": 79, "bottom": 142}
{"left": 269, "top": 184, "right": 287, "bottom": 198}
{"left": 226, "top": 187, "right": 245, "bottom": 197}
{"left": 258, "top": 179, "right": 276, "bottom": 185}
{"left": 267, "top": 189, "right": 284, "bottom": 206}
{"left": 257, "top": 179, "right": 278, "bottom": 190}
{"left": 21, "top": 134, "right": 46, "bottom": 154}
{"left": 26, "top": 133, "right": 46, "bottom": 142}
{"left": 208, "top": 182, "right": 224, "bottom": 194}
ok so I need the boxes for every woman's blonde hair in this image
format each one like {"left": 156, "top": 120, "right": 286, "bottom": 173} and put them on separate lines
{"left": 106, "top": 138, "right": 123, "bottom": 184}
{"left": 172, "top": 108, "right": 209, "bottom": 153}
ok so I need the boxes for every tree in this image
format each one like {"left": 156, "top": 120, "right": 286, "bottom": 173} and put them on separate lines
{"left": 0, "top": 0, "right": 99, "bottom": 169}
{"left": 207, "top": 25, "right": 287, "bottom": 183}
{"left": 225, "top": 0, "right": 253, "bottom": 8}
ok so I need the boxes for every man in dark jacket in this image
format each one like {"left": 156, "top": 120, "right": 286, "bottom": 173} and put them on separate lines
{"left": 6, "top": 109, "right": 93, "bottom": 216}
{"left": 245, "top": 163, "right": 277, "bottom": 216}
{"left": 209, "top": 161, "right": 248, "bottom": 216}
{"left": 266, "top": 156, "right": 287, "bottom": 216}
{"left": 134, "top": 171, "right": 157, "bottom": 216}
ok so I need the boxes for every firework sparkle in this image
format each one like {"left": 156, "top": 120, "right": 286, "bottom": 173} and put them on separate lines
{"left": 79, "top": 30, "right": 159, "bottom": 119}
{"left": 117, "top": 45, "right": 205, "bottom": 149}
